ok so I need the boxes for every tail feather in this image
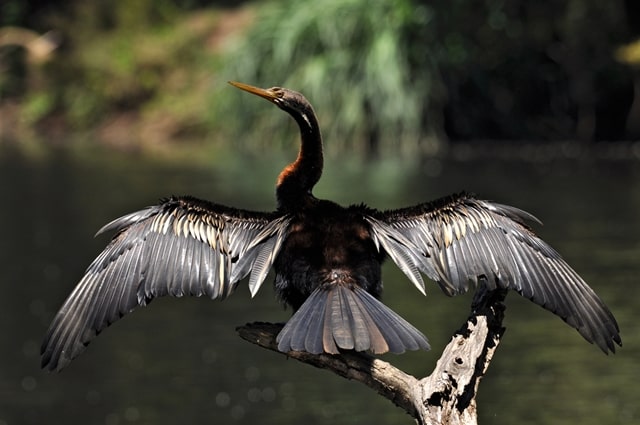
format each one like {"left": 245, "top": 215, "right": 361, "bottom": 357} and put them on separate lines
{"left": 355, "top": 288, "right": 428, "bottom": 352}
{"left": 330, "top": 286, "right": 384, "bottom": 352}
{"left": 277, "top": 285, "right": 430, "bottom": 355}
{"left": 276, "top": 288, "right": 327, "bottom": 353}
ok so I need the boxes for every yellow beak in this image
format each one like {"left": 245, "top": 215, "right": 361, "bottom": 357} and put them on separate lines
{"left": 228, "top": 81, "right": 279, "bottom": 102}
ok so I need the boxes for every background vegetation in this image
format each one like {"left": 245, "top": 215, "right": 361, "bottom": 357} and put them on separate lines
{"left": 2, "top": 0, "right": 640, "bottom": 158}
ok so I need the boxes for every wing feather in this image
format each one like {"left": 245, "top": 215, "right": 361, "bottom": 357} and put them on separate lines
{"left": 41, "top": 196, "right": 291, "bottom": 371}
{"left": 368, "top": 192, "right": 621, "bottom": 354}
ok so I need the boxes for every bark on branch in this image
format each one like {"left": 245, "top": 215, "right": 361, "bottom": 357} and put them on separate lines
{"left": 236, "top": 287, "right": 507, "bottom": 425}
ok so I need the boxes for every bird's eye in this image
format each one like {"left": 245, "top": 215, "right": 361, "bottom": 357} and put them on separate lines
{"left": 270, "top": 87, "right": 285, "bottom": 98}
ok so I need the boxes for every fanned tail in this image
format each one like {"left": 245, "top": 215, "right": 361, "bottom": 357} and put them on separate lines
{"left": 276, "top": 284, "right": 430, "bottom": 355}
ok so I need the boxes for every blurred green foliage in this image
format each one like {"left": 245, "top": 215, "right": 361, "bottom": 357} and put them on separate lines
{"left": 1, "top": 0, "right": 219, "bottom": 148}
{"left": 429, "top": 0, "right": 633, "bottom": 142}
{"left": 1, "top": 0, "right": 638, "bottom": 156}
{"left": 217, "top": 0, "right": 440, "bottom": 157}
{"left": 217, "top": 0, "right": 635, "bottom": 155}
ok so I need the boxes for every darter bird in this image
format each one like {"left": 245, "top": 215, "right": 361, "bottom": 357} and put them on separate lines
{"left": 41, "top": 82, "right": 621, "bottom": 372}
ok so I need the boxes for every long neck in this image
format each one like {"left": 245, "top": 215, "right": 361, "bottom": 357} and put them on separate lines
{"left": 276, "top": 108, "right": 323, "bottom": 210}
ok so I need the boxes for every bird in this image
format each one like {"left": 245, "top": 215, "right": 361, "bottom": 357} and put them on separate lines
{"left": 41, "top": 81, "right": 621, "bottom": 372}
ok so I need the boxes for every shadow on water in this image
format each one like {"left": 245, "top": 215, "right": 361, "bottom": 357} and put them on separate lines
{"left": 0, "top": 145, "right": 638, "bottom": 424}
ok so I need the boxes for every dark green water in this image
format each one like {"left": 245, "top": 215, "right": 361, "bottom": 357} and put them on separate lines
{"left": 0, "top": 147, "right": 638, "bottom": 424}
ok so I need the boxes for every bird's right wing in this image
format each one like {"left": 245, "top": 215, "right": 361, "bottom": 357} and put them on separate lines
{"left": 366, "top": 193, "right": 621, "bottom": 354}
{"left": 41, "top": 195, "right": 291, "bottom": 372}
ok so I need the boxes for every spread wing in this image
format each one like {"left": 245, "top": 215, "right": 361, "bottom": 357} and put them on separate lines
{"left": 366, "top": 193, "right": 621, "bottom": 354}
{"left": 41, "top": 195, "right": 291, "bottom": 371}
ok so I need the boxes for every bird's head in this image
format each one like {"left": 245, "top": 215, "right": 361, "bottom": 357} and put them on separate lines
{"left": 229, "top": 81, "right": 314, "bottom": 122}
{"left": 229, "top": 81, "right": 323, "bottom": 208}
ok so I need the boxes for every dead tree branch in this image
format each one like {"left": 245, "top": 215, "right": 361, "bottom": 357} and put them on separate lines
{"left": 236, "top": 287, "right": 507, "bottom": 424}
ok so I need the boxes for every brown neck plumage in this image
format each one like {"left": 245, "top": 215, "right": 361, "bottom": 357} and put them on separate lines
{"left": 276, "top": 107, "right": 324, "bottom": 210}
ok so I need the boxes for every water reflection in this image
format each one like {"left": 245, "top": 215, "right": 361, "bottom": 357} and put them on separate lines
{"left": 0, "top": 147, "right": 638, "bottom": 424}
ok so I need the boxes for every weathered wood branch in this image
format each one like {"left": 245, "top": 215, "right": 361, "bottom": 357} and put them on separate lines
{"left": 236, "top": 287, "right": 507, "bottom": 424}
{"left": 414, "top": 287, "right": 507, "bottom": 424}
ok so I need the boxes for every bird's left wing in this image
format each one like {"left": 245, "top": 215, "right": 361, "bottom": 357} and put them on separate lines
{"left": 41, "top": 195, "right": 291, "bottom": 371}
{"left": 365, "top": 193, "right": 621, "bottom": 354}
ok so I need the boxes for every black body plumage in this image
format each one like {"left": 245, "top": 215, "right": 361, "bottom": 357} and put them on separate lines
{"left": 40, "top": 82, "right": 621, "bottom": 372}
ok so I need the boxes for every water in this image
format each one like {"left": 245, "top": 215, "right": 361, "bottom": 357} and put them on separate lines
{"left": 0, "top": 146, "right": 638, "bottom": 424}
